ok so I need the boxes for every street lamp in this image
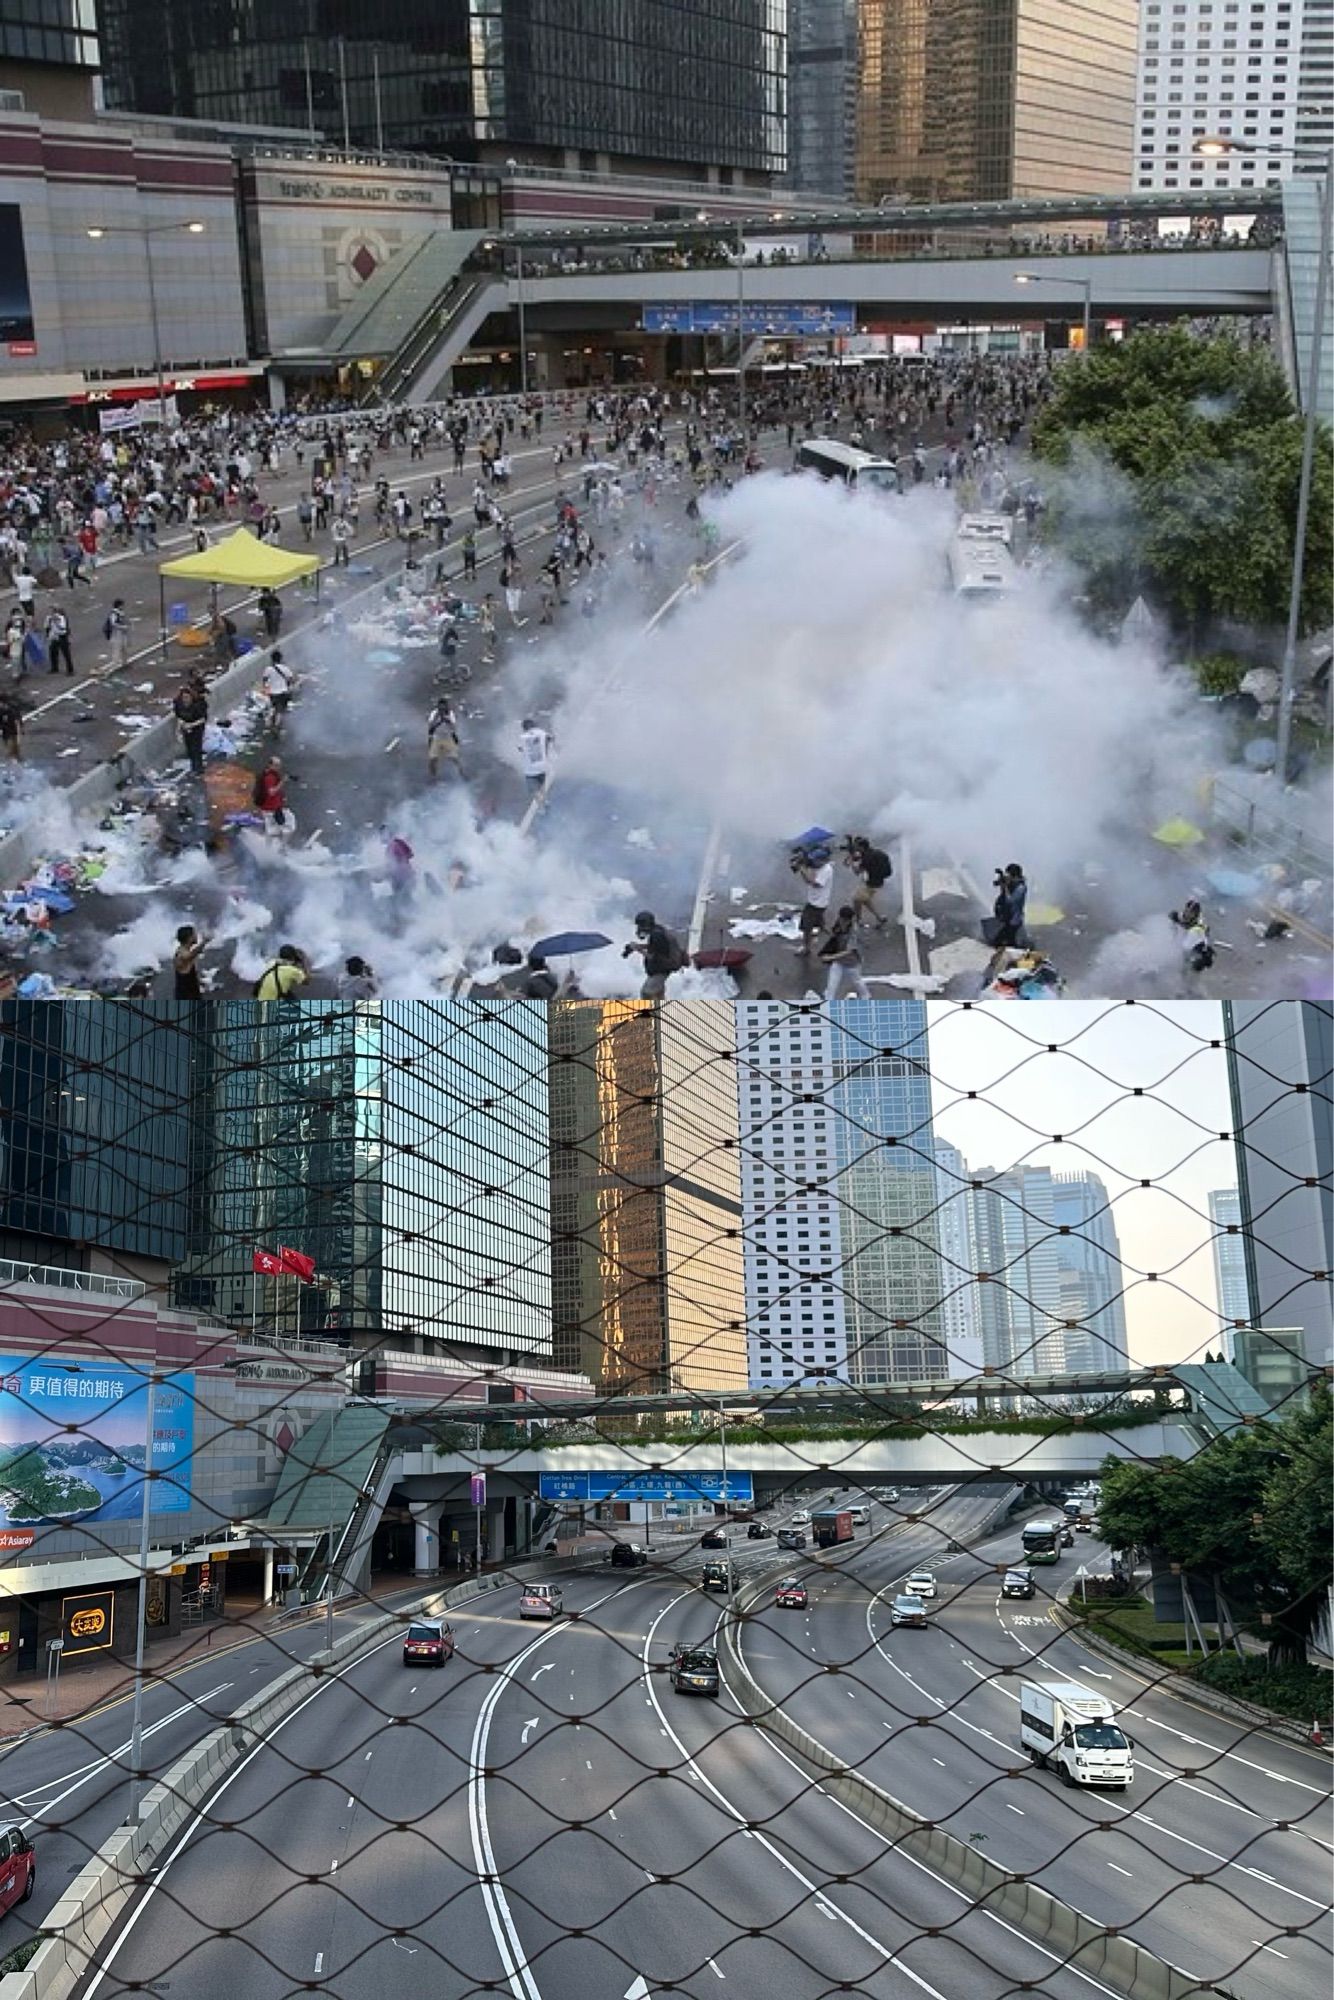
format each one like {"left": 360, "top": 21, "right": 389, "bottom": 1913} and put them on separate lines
{"left": 736, "top": 219, "right": 748, "bottom": 442}
{"left": 1194, "top": 132, "right": 1332, "bottom": 781}
{"left": 85, "top": 219, "right": 205, "bottom": 427}
{"left": 1014, "top": 271, "right": 1093, "bottom": 352}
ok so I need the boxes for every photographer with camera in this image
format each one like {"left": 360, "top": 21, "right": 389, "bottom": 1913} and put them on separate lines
{"left": 983, "top": 862, "right": 1029, "bottom": 951}
{"left": 624, "top": 909, "right": 687, "bottom": 999}
{"left": 844, "top": 834, "right": 893, "bottom": 931}
{"left": 791, "top": 845, "right": 835, "bottom": 959}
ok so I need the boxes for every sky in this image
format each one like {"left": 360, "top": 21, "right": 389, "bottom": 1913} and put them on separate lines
{"left": 925, "top": 1000, "right": 1233, "bottom": 1366}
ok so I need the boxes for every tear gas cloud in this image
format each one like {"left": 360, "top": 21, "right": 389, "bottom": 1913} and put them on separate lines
{"left": 41, "top": 464, "right": 1325, "bottom": 997}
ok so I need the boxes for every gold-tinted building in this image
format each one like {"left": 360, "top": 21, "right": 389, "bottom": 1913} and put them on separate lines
{"left": 548, "top": 1002, "right": 748, "bottom": 1397}
{"left": 856, "top": 0, "right": 1137, "bottom": 204}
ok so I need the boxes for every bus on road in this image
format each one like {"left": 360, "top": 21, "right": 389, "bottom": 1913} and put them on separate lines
{"left": 1021, "top": 1521, "right": 1062, "bottom": 1565}
{"left": 795, "top": 439, "right": 901, "bottom": 494}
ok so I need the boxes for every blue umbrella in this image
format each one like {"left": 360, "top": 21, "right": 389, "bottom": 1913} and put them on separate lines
{"left": 531, "top": 930, "right": 613, "bottom": 958}
{"left": 789, "top": 826, "right": 835, "bottom": 850}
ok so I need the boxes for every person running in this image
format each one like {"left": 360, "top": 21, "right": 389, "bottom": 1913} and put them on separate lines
{"left": 253, "top": 943, "right": 310, "bottom": 999}
{"left": 427, "top": 697, "right": 462, "bottom": 780}
{"left": 253, "top": 756, "right": 290, "bottom": 835}
{"left": 819, "top": 905, "right": 870, "bottom": 1001}
{"left": 172, "top": 925, "right": 208, "bottom": 999}
{"left": 519, "top": 718, "right": 552, "bottom": 798}
{"left": 847, "top": 835, "right": 893, "bottom": 930}
{"left": 173, "top": 677, "right": 209, "bottom": 775}
{"left": 262, "top": 649, "right": 294, "bottom": 734}
{"left": 793, "top": 847, "right": 835, "bottom": 958}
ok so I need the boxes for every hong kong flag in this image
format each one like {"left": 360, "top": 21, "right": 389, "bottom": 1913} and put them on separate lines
{"left": 277, "top": 1246, "right": 318, "bottom": 1282}
{"left": 252, "top": 1248, "right": 285, "bottom": 1275}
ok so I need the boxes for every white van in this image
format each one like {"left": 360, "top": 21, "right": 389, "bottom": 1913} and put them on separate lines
{"left": 847, "top": 1504, "right": 871, "bottom": 1526}
{"left": 1020, "top": 1679, "right": 1134, "bottom": 1788}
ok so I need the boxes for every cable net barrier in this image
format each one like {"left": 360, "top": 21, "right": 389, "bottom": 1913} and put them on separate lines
{"left": 0, "top": 996, "right": 1327, "bottom": 2000}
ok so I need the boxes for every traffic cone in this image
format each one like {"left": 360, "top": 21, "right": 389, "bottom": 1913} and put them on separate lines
{"left": 1311, "top": 1718, "right": 1324, "bottom": 1747}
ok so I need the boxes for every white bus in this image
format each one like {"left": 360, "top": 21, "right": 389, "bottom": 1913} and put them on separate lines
{"left": 794, "top": 438, "right": 900, "bottom": 494}
{"left": 947, "top": 530, "right": 1019, "bottom": 600}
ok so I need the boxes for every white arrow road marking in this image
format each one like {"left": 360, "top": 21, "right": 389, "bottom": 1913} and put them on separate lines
{"left": 626, "top": 1979, "right": 652, "bottom": 2000}
{"left": 520, "top": 1718, "right": 540, "bottom": 1745}
{"left": 531, "top": 1664, "right": 554, "bottom": 1681}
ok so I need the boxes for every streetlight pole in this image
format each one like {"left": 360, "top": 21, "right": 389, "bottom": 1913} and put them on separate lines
{"left": 517, "top": 245, "right": 528, "bottom": 399}
{"left": 85, "top": 219, "right": 205, "bottom": 427}
{"left": 1014, "top": 271, "right": 1093, "bottom": 351}
{"left": 1195, "top": 135, "right": 1332, "bottom": 781}
{"left": 127, "top": 1368, "right": 158, "bottom": 1825}
{"left": 718, "top": 1400, "right": 732, "bottom": 1596}
{"left": 736, "top": 220, "right": 747, "bottom": 444}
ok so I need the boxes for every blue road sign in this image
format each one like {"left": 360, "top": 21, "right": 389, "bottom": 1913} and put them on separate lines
{"left": 642, "top": 302, "right": 855, "bottom": 337}
{"left": 538, "top": 1471, "right": 755, "bottom": 1505}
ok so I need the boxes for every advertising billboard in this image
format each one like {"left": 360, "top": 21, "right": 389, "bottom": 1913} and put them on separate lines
{"left": 0, "top": 204, "right": 35, "bottom": 349}
{"left": 0, "top": 1360, "right": 196, "bottom": 1524}
{"left": 60, "top": 1591, "right": 115, "bottom": 1657}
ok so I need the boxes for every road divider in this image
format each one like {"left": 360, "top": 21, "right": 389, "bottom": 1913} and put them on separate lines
{"left": 715, "top": 1567, "right": 1241, "bottom": 2000}
{"left": 0, "top": 1553, "right": 599, "bottom": 2000}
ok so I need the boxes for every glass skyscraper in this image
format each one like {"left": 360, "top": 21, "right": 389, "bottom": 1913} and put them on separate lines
{"left": 97, "top": 0, "right": 787, "bottom": 179}
{"left": 548, "top": 1001, "right": 747, "bottom": 1396}
{"left": 176, "top": 1002, "right": 551, "bottom": 1362}
{"left": 0, "top": 1002, "right": 193, "bottom": 1279}
{"left": 828, "top": 1000, "right": 949, "bottom": 1386}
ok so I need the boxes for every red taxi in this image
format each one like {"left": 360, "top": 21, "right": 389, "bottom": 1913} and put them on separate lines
{"left": 401, "top": 1619, "right": 455, "bottom": 1668}
{"left": 775, "top": 1578, "right": 809, "bottom": 1610}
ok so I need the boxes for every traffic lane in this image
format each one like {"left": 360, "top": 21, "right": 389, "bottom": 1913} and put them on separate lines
{"left": 1003, "top": 1576, "right": 1334, "bottom": 1834}
{"left": 648, "top": 1572, "right": 1125, "bottom": 2000}
{"left": 0, "top": 1599, "right": 429, "bottom": 1948}
{"left": 849, "top": 1554, "right": 1334, "bottom": 1997}
{"left": 736, "top": 1523, "right": 1332, "bottom": 2000}
{"left": 488, "top": 1570, "right": 969, "bottom": 2000}
{"left": 74, "top": 1567, "right": 630, "bottom": 2000}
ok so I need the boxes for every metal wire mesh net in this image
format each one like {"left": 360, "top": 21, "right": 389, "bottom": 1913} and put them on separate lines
{"left": 0, "top": 996, "right": 1327, "bottom": 2000}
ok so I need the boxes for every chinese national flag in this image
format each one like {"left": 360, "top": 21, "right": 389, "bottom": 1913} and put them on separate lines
{"left": 278, "top": 1246, "right": 317, "bottom": 1282}
{"left": 252, "top": 1248, "right": 285, "bottom": 1275}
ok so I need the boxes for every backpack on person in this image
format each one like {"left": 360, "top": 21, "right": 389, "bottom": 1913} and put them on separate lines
{"left": 103, "top": 614, "right": 115, "bottom": 640}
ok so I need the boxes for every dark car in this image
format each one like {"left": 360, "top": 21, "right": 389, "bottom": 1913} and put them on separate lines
{"left": 402, "top": 1619, "right": 454, "bottom": 1668}
{"left": 669, "top": 1645, "right": 720, "bottom": 1696}
{"left": 701, "top": 1560, "right": 731, "bottom": 1592}
{"left": 700, "top": 1528, "right": 728, "bottom": 1549}
{"left": 1060, "top": 1526, "right": 1075, "bottom": 1548}
{"left": 776, "top": 1528, "right": 807, "bottom": 1551}
{"left": 1002, "top": 1568, "right": 1036, "bottom": 1599}
{"left": 609, "top": 1542, "right": 649, "bottom": 1567}
{"left": 746, "top": 1521, "right": 771, "bottom": 1540}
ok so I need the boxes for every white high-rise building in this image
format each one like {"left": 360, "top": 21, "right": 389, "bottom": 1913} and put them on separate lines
{"left": 1208, "top": 1187, "right": 1254, "bottom": 1350}
{"left": 933, "top": 1139, "right": 984, "bottom": 1376}
{"left": 1134, "top": 0, "right": 1332, "bottom": 194}
{"left": 736, "top": 1005, "right": 849, "bottom": 1390}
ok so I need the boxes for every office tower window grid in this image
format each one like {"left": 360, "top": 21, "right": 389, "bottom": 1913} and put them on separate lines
{"left": 0, "top": 1001, "right": 1326, "bottom": 2000}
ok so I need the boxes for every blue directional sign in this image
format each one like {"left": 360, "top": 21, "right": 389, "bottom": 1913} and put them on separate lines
{"left": 538, "top": 1471, "right": 755, "bottom": 1505}
{"left": 642, "top": 302, "right": 855, "bottom": 337}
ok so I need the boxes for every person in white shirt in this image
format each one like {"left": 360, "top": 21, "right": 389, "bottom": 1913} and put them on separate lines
{"left": 793, "top": 849, "right": 834, "bottom": 957}
{"left": 519, "top": 718, "right": 553, "bottom": 795}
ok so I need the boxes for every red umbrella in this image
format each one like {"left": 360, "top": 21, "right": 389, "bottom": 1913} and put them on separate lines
{"left": 692, "top": 947, "right": 753, "bottom": 970}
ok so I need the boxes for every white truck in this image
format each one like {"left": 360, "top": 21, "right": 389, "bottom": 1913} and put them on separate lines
{"left": 1019, "top": 1680, "right": 1134, "bottom": 1789}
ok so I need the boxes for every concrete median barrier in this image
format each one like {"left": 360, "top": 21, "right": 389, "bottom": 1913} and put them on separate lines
{"left": 718, "top": 1573, "right": 1238, "bottom": 2000}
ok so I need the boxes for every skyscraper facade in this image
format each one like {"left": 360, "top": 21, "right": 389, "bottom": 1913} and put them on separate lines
{"left": 736, "top": 1004, "right": 849, "bottom": 1389}
{"left": 1049, "top": 1172, "right": 1130, "bottom": 1373}
{"left": 97, "top": 0, "right": 788, "bottom": 180}
{"left": 969, "top": 1165, "right": 1066, "bottom": 1376}
{"left": 0, "top": 1002, "right": 193, "bottom": 1285}
{"left": 1208, "top": 1187, "right": 1253, "bottom": 1348}
{"left": 856, "top": 0, "right": 1137, "bottom": 204}
{"left": 785, "top": 0, "right": 859, "bottom": 196}
{"left": 932, "top": 1139, "right": 983, "bottom": 1375}
{"left": 1134, "top": 0, "right": 1334, "bottom": 194}
{"left": 176, "top": 1002, "right": 552, "bottom": 1362}
{"left": 548, "top": 1002, "right": 747, "bottom": 1396}
{"left": 1224, "top": 1002, "right": 1333, "bottom": 1366}
{"left": 829, "top": 1000, "right": 949, "bottom": 1386}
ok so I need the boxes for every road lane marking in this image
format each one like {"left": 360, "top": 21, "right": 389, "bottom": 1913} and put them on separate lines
{"left": 708, "top": 1958, "right": 726, "bottom": 1978}
{"left": 314, "top": 1953, "right": 324, "bottom": 1975}
{"left": 1252, "top": 1943, "right": 1289, "bottom": 1958}
{"left": 1004, "top": 1804, "right": 1025, "bottom": 1815}
{"left": 1107, "top": 1864, "right": 1132, "bottom": 1877}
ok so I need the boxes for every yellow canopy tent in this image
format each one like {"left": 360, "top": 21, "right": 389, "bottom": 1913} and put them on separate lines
{"left": 158, "top": 528, "right": 322, "bottom": 658}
